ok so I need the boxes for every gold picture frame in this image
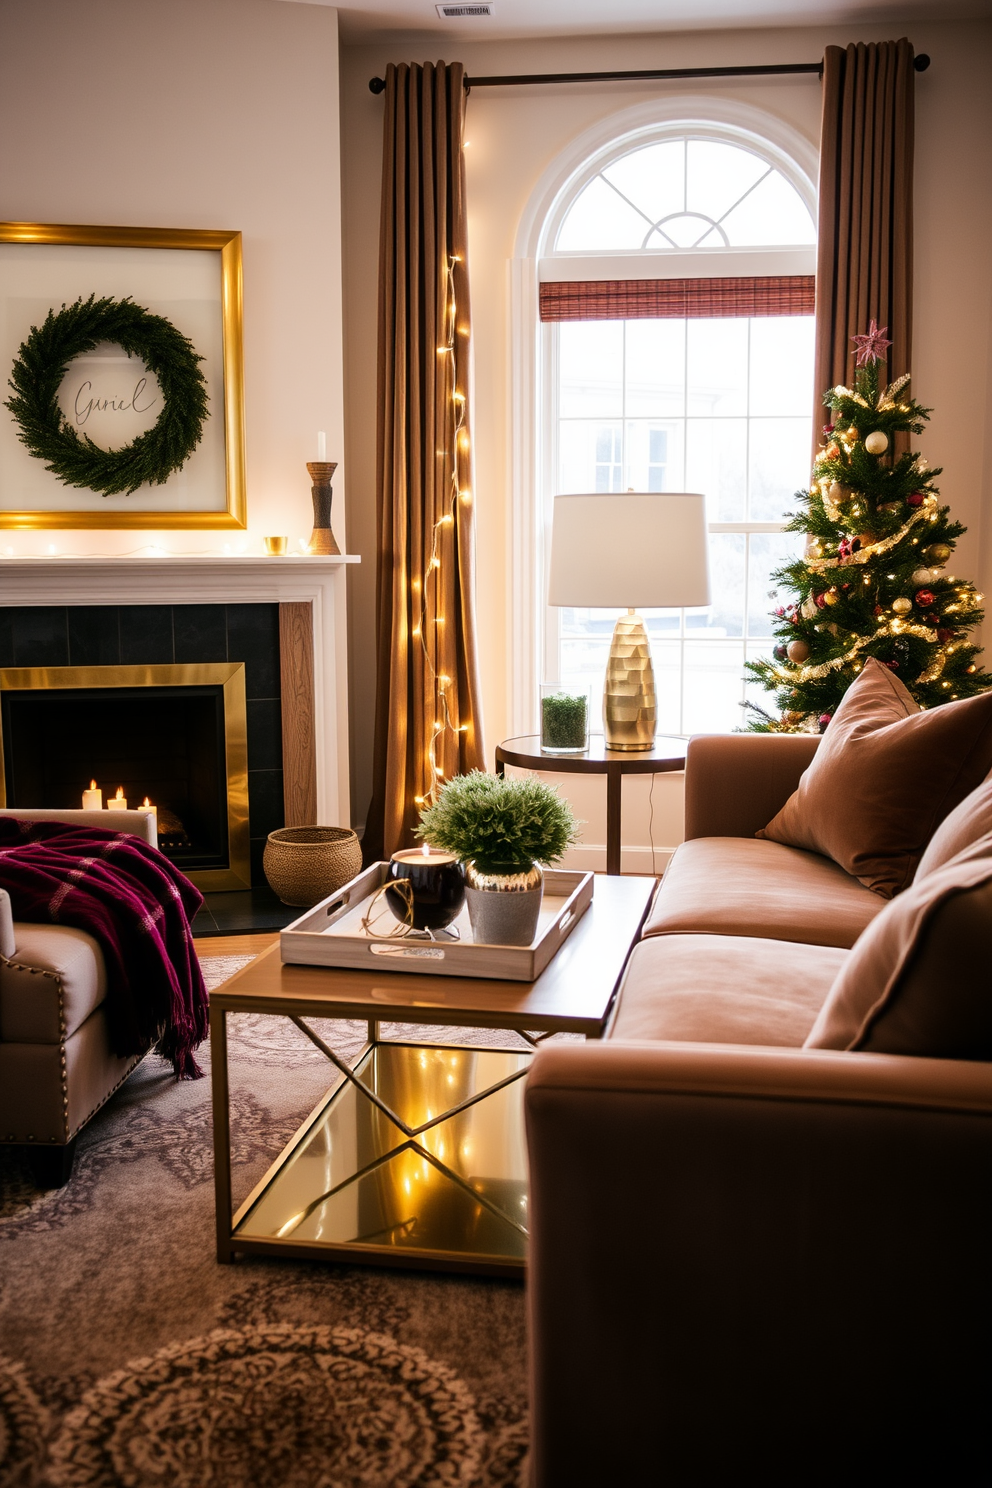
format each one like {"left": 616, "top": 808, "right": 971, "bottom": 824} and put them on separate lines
{"left": 0, "top": 222, "right": 246, "bottom": 529}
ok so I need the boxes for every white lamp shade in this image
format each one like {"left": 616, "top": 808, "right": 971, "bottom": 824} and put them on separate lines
{"left": 548, "top": 492, "right": 711, "bottom": 610}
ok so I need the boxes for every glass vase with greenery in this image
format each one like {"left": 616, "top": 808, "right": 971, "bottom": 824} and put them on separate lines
{"left": 540, "top": 685, "right": 590, "bottom": 754}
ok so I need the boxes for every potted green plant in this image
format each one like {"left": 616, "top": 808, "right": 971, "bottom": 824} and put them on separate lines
{"left": 416, "top": 770, "right": 579, "bottom": 945}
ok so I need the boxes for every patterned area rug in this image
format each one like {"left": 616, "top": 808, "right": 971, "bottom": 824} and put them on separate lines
{"left": 0, "top": 954, "right": 534, "bottom": 1487}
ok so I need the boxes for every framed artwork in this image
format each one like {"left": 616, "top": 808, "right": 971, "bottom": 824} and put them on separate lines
{"left": 0, "top": 223, "right": 246, "bottom": 529}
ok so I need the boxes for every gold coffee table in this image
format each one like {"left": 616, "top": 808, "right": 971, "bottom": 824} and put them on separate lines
{"left": 210, "top": 873, "right": 654, "bottom": 1276}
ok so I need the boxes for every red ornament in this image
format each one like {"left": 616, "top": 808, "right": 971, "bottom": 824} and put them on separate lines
{"left": 937, "top": 628, "right": 954, "bottom": 643}
{"left": 873, "top": 604, "right": 884, "bottom": 616}
{"left": 823, "top": 423, "right": 835, "bottom": 435}
{"left": 915, "top": 589, "right": 935, "bottom": 608}
{"left": 818, "top": 713, "right": 833, "bottom": 731}
{"left": 884, "top": 660, "right": 900, "bottom": 671}
{"left": 907, "top": 492, "right": 925, "bottom": 507}
{"left": 815, "top": 593, "right": 827, "bottom": 609}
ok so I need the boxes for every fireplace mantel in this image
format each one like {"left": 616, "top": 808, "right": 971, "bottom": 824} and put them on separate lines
{"left": 0, "top": 553, "right": 360, "bottom": 830}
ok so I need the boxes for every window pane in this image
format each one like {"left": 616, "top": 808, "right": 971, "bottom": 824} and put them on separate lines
{"left": 625, "top": 320, "right": 685, "bottom": 417}
{"left": 686, "top": 319, "right": 748, "bottom": 416}
{"left": 748, "top": 417, "right": 810, "bottom": 521}
{"left": 624, "top": 419, "right": 685, "bottom": 491}
{"left": 696, "top": 531, "right": 745, "bottom": 638}
{"left": 747, "top": 530, "right": 805, "bottom": 636}
{"left": 556, "top": 175, "right": 651, "bottom": 251}
{"left": 682, "top": 640, "right": 746, "bottom": 733}
{"left": 718, "top": 170, "right": 815, "bottom": 245}
{"left": 648, "top": 637, "right": 683, "bottom": 736}
{"left": 558, "top": 321, "right": 623, "bottom": 417}
{"left": 601, "top": 140, "right": 685, "bottom": 229}
{"left": 686, "top": 417, "right": 747, "bottom": 523}
{"left": 686, "top": 140, "right": 770, "bottom": 223}
{"left": 749, "top": 317, "right": 815, "bottom": 416}
{"left": 558, "top": 420, "right": 623, "bottom": 492}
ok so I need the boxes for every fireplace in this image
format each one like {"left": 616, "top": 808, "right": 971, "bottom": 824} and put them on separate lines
{"left": 0, "top": 662, "right": 250, "bottom": 892}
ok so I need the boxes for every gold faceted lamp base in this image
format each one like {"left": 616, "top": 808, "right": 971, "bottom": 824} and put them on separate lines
{"left": 603, "top": 609, "right": 656, "bottom": 751}
{"left": 306, "top": 461, "right": 342, "bottom": 556}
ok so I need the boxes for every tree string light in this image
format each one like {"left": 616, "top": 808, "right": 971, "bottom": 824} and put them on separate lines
{"left": 414, "top": 254, "right": 473, "bottom": 810}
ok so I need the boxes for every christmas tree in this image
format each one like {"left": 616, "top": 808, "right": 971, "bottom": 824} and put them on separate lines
{"left": 745, "top": 322, "right": 991, "bottom": 732}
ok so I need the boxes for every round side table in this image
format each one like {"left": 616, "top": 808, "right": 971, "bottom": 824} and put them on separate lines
{"left": 494, "top": 733, "right": 686, "bottom": 876}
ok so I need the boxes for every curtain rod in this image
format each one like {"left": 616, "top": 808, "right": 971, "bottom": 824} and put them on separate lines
{"left": 369, "top": 54, "right": 929, "bottom": 94}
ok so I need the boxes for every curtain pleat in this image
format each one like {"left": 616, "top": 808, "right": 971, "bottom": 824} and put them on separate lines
{"left": 814, "top": 38, "right": 915, "bottom": 413}
{"left": 364, "top": 60, "right": 485, "bottom": 864}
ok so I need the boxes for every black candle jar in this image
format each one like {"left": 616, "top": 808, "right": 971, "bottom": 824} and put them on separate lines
{"left": 386, "top": 849, "right": 466, "bottom": 931}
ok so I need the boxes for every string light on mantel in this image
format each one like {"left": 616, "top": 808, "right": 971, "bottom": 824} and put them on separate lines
{"left": 413, "top": 253, "right": 473, "bottom": 810}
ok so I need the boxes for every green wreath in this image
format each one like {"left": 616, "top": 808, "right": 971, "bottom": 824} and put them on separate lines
{"left": 4, "top": 294, "right": 209, "bottom": 497}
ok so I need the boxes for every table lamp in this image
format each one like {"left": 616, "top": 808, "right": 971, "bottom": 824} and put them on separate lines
{"left": 548, "top": 492, "right": 711, "bottom": 750}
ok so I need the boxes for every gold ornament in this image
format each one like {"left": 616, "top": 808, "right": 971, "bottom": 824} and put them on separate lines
{"left": 911, "top": 567, "right": 934, "bottom": 586}
{"left": 824, "top": 589, "right": 839, "bottom": 606}
{"left": 787, "top": 639, "right": 810, "bottom": 663}
{"left": 927, "top": 543, "right": 951, "bottom": 564}
{"left": 807, "top": 542, "right": 823, "bottom": 559}
{"left": 828, "top": 481, "right": 845, "bottom": 505}
{"left": 892, "top": 597, "right": 912, "bottom": 614}
{"left": 864, "top": 430, "right": 889, "bottom": 455}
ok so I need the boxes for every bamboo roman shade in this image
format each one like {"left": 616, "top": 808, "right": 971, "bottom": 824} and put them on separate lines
{"left": 540, "top": 275, "right": 815, "bottom": 322}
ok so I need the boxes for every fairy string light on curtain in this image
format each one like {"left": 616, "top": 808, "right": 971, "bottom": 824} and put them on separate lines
{"left": 413, "top": 252, "right": 472, "bottom": 810}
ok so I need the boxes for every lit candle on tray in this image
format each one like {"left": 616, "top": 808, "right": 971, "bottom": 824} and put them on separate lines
{"left": 106, "top": 787, "right": 128, "bottom": 811}
{"left": 82, "top": 780, "right": 103, "bottom": 810}
{"left": 387, "top": 845, "right": 465, "bottom": 931}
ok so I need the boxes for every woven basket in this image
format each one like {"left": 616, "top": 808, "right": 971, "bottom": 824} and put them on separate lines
{"left": 263, "top": 826, "right": 363, "bottom": 907}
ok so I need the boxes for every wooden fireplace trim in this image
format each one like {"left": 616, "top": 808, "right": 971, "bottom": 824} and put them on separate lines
{"left": 278, "top": 602, "right": 318, "bottom": 827}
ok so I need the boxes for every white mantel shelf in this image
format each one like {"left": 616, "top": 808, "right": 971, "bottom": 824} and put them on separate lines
{"left": 0, "top": 552, "right": 361, "bottom": 832}
{"left": 0, "top": 553, "right": 359, "bottom": 604}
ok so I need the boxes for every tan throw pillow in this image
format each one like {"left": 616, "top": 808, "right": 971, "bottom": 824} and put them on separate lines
{"left": 805, "top": 834, "right": 992, "bottom": 1059}
{"left": 758, "top": 658, "right": 992, "bottom": 897}
{"left": 915, "top": 770, "right": 992, "bottom": 880}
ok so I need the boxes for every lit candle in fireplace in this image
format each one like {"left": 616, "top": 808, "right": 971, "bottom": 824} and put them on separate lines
{"left": 141, "top": 797, "right": 158, "bottom": 834}
{"left": 106, "top": 787, "right": 129, "bottom": 811}
{"left": 82, "top": 780, "right": 103, "bottom": 810}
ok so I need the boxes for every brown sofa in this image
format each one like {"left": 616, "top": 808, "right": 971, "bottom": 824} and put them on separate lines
{"left": 525, "top": 734, "right": 992, "bottom": 1487}
{"left": 0, "top": 808, "right": 157, "bottom": 1185}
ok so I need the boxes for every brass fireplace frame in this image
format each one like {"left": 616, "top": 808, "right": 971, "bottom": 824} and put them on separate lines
{"left": 0, "top": 662, "right": 251, "bottom": 893}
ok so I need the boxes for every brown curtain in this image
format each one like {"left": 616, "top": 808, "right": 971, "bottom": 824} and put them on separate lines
{"left": 814, "top": 38, "right": 915, "bottom": 411}
{"left": 364, "top": 60, "right": 485, "bottom": 864}
{"left": 541, "top": 275, "right": 815, "bottom": 322}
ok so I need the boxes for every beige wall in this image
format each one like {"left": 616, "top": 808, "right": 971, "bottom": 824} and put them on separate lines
{"left": 0, "top": 0, "right": 346, "bottom": 559}
{"left": 341, "top": 17, "right": 992, "bottom": 864}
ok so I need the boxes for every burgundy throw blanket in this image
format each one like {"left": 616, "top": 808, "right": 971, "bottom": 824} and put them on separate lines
{"left": 0, "top": 818, "right": 208, "bottom": 1079}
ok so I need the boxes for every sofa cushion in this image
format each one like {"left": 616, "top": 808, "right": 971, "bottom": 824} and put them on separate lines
{"left": 643, "top": 837, "right": 884, "bottom": 949}
{"left": 805, "top": 834, "right": 992, "bottom": 1059}
{"left": 915, "top": 771, "right": 992, "bottom": 880}
{"left": 0, "top": 923, "right": 107, "bottom": 1044}
{"left": 612, "top": 934, "right": 847, "bottom": 1046}
{"left": 758, "top": 658, "right": 992, "bottom": 898}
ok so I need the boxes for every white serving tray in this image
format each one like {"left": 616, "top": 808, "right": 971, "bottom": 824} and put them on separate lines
{"left": 279, "top": 861, "right": 594, "bottom": 982}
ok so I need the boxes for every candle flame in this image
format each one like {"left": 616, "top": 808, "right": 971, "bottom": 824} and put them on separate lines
{"left": 114, "top": 788, "right": 125, "bottom": 801}
{"left": 89, "top": 780, "right": 97, "bottom": 791}
{"left": 142, "top": 797, "right": 152, "bottom": 809}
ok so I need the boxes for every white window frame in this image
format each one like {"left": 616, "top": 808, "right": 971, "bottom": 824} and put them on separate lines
{"left": 508, "top": 96, "right": 818, "bottom": 737}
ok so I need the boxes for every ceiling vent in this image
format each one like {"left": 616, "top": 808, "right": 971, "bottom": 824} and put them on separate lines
{"left": 436, "top": 3, "right": 494, "bottom": 16}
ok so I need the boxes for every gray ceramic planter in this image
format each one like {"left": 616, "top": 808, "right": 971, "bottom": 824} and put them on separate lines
{"left": 464, "top": 861, "right": 544, "bottom": 946}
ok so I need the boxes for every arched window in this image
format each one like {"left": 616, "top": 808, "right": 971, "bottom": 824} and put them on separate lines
{"left": 530, "top": 116, "right": 816, "bottom": 735}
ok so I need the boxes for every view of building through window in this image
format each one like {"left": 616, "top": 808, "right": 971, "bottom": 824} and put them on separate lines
{"left": 545, "top": 132, "right": 816, "bottom": 734}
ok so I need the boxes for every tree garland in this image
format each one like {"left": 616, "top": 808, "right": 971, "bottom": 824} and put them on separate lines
{"left": 4, "top": 295, "right": 208, "bottom": 497}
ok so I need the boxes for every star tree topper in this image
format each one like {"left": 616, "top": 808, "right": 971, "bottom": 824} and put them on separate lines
{"left": 852, "top": 319, "right": 893, "bottom": 366}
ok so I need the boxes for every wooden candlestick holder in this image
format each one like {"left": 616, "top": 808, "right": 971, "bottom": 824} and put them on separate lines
{"left": 306, "top": 461, "right": 341, "bottom": 555}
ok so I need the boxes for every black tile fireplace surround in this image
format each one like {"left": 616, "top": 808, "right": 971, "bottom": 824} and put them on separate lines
{"left": 0, "top": 603, "right": 285, "bottom": 892}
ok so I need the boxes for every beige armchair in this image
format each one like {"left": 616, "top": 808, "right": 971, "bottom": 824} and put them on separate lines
{"left": 0, "top": 808, "right": 157, "bottom": 1186}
